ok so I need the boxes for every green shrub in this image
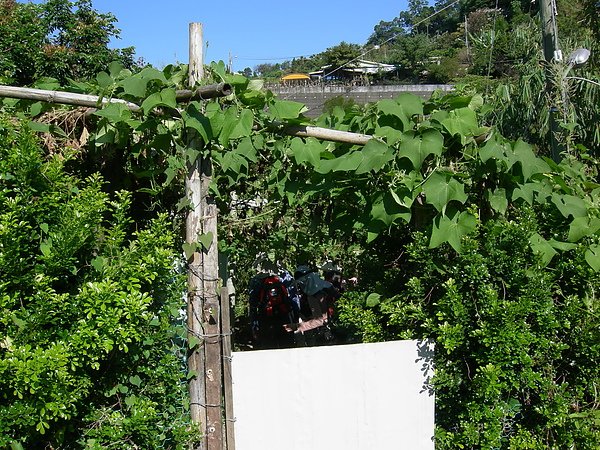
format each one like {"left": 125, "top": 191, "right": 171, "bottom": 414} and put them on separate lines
{"left": 0, "top": 119, "right": 195, "bottom": 448}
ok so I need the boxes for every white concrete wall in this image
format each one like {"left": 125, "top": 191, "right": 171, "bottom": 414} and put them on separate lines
{"left": 232, "top": 340, "right": 434, "bottom": 450}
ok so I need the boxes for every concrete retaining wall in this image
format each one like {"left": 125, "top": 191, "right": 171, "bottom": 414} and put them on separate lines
{"left": 269, "top": 84, "right": 454, "bottom": 117}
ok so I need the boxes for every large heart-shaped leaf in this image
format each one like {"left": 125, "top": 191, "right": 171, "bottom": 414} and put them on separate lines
{"left": 398, "top": 129, "right": 444, "bottom": 170}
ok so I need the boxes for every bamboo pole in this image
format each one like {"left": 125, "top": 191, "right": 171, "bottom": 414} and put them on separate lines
{"left": 0, "top": 83, "right": 231, "bottom": 110}
{"left": 0, "top": 85, "right": 141, "bottom": 111}
{"left": 176, "top": 83, "right": 233, "bottom": 101}
{"left": 0, "top": 86, "right": 374, "bottom": 145}
{"left": 283, "top": 124, "right": 373, "bottom": 145}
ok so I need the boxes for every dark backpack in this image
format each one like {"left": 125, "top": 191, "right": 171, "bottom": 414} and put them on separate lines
{"left": 258, "top": 275, "right": 291, "bottom": 318}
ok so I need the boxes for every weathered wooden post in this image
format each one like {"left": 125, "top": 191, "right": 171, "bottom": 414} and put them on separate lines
{"left": 186, "top": 22, "right": 223, "bottom": 450}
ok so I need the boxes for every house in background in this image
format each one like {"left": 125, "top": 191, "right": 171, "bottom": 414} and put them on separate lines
{"left": 309, "top": 59, "right": 397, "bottom": 83}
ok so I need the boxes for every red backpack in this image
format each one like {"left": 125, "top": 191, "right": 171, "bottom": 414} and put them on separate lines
{"left": 258, "top": 276, "right": 291, "bottom": 318}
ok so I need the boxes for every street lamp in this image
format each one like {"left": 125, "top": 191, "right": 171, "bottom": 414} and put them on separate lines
{"left": 566, "top": 48, "right": 591, "bottom": 69}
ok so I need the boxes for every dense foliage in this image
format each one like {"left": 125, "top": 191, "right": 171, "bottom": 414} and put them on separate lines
{"left": 0, "top": 0, "right": 139, "bottom": 86}
{"left": 1, "top": 1, "right": 599, "bottom": 447}
{"left": 0, "top": 118, "right": 195, "bottom": 448}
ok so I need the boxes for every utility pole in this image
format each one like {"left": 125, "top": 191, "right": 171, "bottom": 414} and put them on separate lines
{"left": 539, "top": 0, "right": 561, "bottom": 63}
{"left": 186, "top": 22, "right": 223, "bottom": 450}
{"left": 538, "top": 0, "right": 563, "bottom": 161}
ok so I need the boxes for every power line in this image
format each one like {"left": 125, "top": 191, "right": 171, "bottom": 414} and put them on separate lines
{"left": 322, "top": 0, "right": 462, "bottom": 80}
{"left": 236, "top": 54, "right": 315, "bottom": 62}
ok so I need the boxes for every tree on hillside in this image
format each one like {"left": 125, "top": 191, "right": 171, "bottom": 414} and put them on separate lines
{"left": 0, "top": 0, "right": 139, "bottom": 86}
{"left": 367, "top": 16, "right": 406, "bottom": 46}
{"left": 318, "top": 41, "right": 363, "bottom": 74}
{"left": 400, "top": 0, "right": 435, "bottom": 34}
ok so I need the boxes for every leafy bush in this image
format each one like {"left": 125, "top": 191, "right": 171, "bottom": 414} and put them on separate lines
{"left": 0, "top": 118, "right": 194, "bottom": 448}
{"left": 353, "top": 206, "right": 600, "bottom": 449}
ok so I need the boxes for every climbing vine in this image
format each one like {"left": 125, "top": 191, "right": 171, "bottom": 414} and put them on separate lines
{"left": 2, "top": 59, "right": 599, "bottom": 448}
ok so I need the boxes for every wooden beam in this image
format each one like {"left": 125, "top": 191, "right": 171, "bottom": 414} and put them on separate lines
{"left": 186, "top": 22, "right": 208, "bottom": 450}
{"left": 189, "top": 23, "right": 205, "bottom": 86}
{"left": 283, "top": 124, "right": 373, "bottom": 145}
{"left": 0, "top": 83, "right": 231, "bottom": 110}
{"left": 0, "top": 86, "right": 374, "bottom": 146}
{"left": 186, "top": 22, "right": 224, "bottom": 450}
{"left": 176, "top": 83, "right": 233, "bottom": 101}
{"left": 0, "top": 85, "right": 141, "bottom": 111}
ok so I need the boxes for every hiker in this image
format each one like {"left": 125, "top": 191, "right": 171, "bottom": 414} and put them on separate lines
{"left": 321, "top": 261, "right": 345, "bottom": 296}
{"left": 248, "top": 255, "right": 297, "bottom": 349}
{"left": 286, "top": 265, "right": 337, "bottom": 344}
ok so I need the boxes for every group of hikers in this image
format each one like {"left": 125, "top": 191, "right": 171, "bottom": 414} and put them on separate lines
{"left": 248, "top": 255, "right": 346, "bottom": 349}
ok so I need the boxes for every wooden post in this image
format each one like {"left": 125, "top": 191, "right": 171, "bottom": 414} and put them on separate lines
{"left": 186, "top": 22, "right": 223, "bottom": 450}
{"left": 539, "top": 0, "right": 560, "bottom": 63}
{"left": 220, "top": 287, "right": 236, "bottom": 450}
{"left": 538, "top": 0, "right": 563, "bottom": 161}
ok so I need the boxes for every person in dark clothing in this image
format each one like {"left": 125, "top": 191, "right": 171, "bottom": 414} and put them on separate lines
{"left": 248, "top": 255, "right": 297, "bottom": 349}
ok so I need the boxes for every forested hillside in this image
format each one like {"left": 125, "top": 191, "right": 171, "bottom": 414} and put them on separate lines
{"left": 252, "top": 0, "right": 599, "bottom": 84}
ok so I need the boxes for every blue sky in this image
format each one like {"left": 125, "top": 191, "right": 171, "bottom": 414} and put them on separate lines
{"left": 84, "top": 1, "right": 407, "bottom": 71}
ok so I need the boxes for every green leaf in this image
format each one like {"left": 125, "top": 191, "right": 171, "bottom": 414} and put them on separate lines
{"left": 220, "top": 151, "right": 247, "bottom": 175}
{"left": 108, "top": 61, "right": 125, "bottom": 78}
{"left": 568, "top": 217, "right": 600, "bottom": 242}
{"left": 26, "top": 121, "right": 51, "bottom": 133}
{"left": 40, "top": 223, "right": 49, "bottom": 234}
{"left": 129, "top": 375, "right": 142, "bottom": 387}
{"left": 91, "top": 256, "right": 106, "bottom": 272}
{"left": 269, "top": 99, "right": 306, "bottom": 119}
{"left": 398, "top": 129, "right": 444, "bottom": 170}
{"left": 218, "top": 107, "right": 239, "bottom": 146}
{"left": 198, "top": 232, "right": 214, "bottom": 251}
{"left": 395, "top": 92, "right": 424, "bottom": 116}
{"left": 229, "top": 109, "right": 254, "bottom": 140}
{"left": 529, "top": 233, "right": 557, "bottom": 266}
{"left": 390, "top": 185, "right": 415, "bottom": 209}
{"left": 291, "top": 137, "right": 323, "bottom": 167}
{"left": 96, "top": 71, "right": 113, "bottom": 88}
{"left": 121, "top": 76, "right": 148, "bottom": 98}
{"left": 182, "top": 103, "right": 212, "bottom": 142}
{"left": 366, "top": 293, "right": 381, "bottom": 307}
{"left": 441, "top": 107, "right": 479, "bottom": 143}
{"left": 377, "top": 99, "right": 411, "bottom": 130}
{"left": 316, "top": 151, "right": 364, "bottom": 174}
{"left": 511, "top": 139, "right": 550, "bottom": 180}
{"left": 94, "top": 103, "right": 132, "bottom": 123}
{"left": 374, "top": 125, "right": 403, "bottom": 145}
{"left": 355, "top": 139, "right": 393, "bottom": 174}
{"left": 486, "top": 188, "right": 508, "bottom": 214}
{"left": 40, "top": 241, "right": 52, "bottom": 257}
{"left": 182, "top": 242, "right": 197, "bottom": 260}
{"left": 585, "top": 245, "right": 600, "bottom": 271}
{"left": 233, "top": 137, "right": 257, "bottom": 164}
{"left": 29, "top": 102, "right": 44, "bottom": 117}
{"left": 480, "top": 137, "right": 509, "bottom": 163}
{"left": 430, "top": 211, "right": 477, "bottom": 252}
{"left": 141, "top": 88, "right": 177, "bottom": 114}
{"left": 551, "top": 193, "right": 588, "bottom": 219}
{"left": 422, "top": 172, "right": 468, "bottom": 213}
{"left": 370, "top": 192, "right": 412, "bottom": 226}
{"left": 548, "top": 239, "right": 577, "bottom": 251}
{"left": 188, "top": 335, "right": 201, "bottom": 349}
{"left": 512, "top": 183, "right": 537, "bottom": 205}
